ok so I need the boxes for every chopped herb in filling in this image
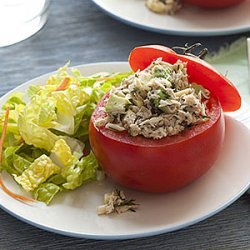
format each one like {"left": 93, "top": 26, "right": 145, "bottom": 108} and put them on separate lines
{"left": 95, "top": 58, "right": 210, "bottom": 140}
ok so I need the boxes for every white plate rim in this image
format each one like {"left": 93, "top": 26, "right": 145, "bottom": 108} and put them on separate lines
{"left": 0, "top": 182, "right": 249, "bottom": 240}
{"left": 91, "top": 0, "right": 250, "bottom": 36}
{"left": 0, "top": 61, "right": 250, "bottom": 240}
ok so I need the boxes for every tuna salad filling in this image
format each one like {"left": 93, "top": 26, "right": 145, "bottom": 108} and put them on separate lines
{"left": 95, "top": 58, "right": 211, "bottom": 140}
{"left": 146, "top": 0, "right": 182, "bottom": 15}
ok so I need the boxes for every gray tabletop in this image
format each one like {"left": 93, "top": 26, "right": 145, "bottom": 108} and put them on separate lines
{"left": 0, "top": 1, "right": 250, "bottom": 249}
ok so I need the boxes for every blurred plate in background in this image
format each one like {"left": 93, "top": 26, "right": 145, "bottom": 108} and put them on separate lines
{"left": 92, "top": 0, "right": 250, "bottom": 36}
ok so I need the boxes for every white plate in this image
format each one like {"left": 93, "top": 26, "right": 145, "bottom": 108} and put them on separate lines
{"left": 0, "top": 62, "right": 250, "bottom": 240}
{"left": 92, "top": 0, "right": 250, "bottom": 36}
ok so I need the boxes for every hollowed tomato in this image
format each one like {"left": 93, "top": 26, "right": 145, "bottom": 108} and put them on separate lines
{"left": 89, "top": 93, "right": 225, "bottom": 193}
{"left": 89, "top": 45, "right": 241, "bottom": 193}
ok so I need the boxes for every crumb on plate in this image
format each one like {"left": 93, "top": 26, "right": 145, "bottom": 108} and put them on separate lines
{"left": 97, "top": 189, "right": 139, "bottom": 215}
{"left": 146, "top": 0, "right": 182, "bottom": 15}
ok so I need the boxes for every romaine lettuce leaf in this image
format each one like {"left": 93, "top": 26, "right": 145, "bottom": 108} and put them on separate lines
{"left": 62, "top": 152, "right": 99, "bottom": 190}
{"left": 98, "top": 72, "right": 132, "bottom": 93}
{"left": 0, "top": 63, "right": 131, "bottom": 204}
{"left": 26, "top": 95, "right": 58, "bottom": 129}
{"left": 50, "top": 139, "right": 78, "bottom": 168}
{"left": 15, "top": 144, "right": 48, "bottom": 162}
{"left": 0, "top": 94, "right": 25, "bottom": 147}
{"left": 12, "top": 153, "right": 31, "bottom": 175}
{"left": 14, "top": 154, "right": 60, "bottom": 192}
{"left": 46, "top": 174, "right": 66, "bottom": 185}
{"left": 18, "top": 118, "right": 58, "bottom": 152}
{"left": 66, "top": 85, "right": 86, "bottom": 108}
{"left": 2, "top": 92, "right": 25, "bottom": 110}
{"left": 27, "top": 84, "right": 57, "bottom": 98}
{"left": 51, "top": 91, "right": 76, "bottom": 135}
{"left": 1, "top": 144, "right": 48, "bottom": 175}
{"left": 1, "top": 146, "right": 28, "bottom": 175}
{"left": 2, "top": 133, "right": 22, "bottom": 148}
{"left": 62, "top": 136, "right": 84, "bottom": 159}
{"left": 73, "top": 103, "right": 95, "bottom": 140}
{"left": 16, "top": 93, "right": 59, "bottom": 151}
{"left": 33, "top": 183, "right": 61, "bottom": 205}
{"left": 38, "top": 99, "right": 57, "bottom": 129}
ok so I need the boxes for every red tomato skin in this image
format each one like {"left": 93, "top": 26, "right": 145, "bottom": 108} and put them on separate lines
{"left": 183, "top": 0, "right": 245, "bottom": 9}
{"left": 89, "top": 94, "right": 225, "bottom": 193}
{"left": 129, "top": 45, "right": 241, "bottom": 112}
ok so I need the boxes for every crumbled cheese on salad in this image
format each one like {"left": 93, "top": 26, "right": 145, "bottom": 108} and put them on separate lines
{"left": 97, "top": 189, "right": 138, "bottom": 215}
{"left": 95, "top": 58, "right": 210, "bottom": 140}
{"left": 146, "top": 0, "right": 182, "bottom": 15}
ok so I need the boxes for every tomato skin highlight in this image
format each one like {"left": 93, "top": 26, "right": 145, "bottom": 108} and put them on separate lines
{"left": 129, "top": 45, "right": 241, "bottom": 112}
{"left": 183, "top": 0, "right": 245, "bottom": 9}
{"left": 89, "top": 94, "right": 225, "bottom": 193}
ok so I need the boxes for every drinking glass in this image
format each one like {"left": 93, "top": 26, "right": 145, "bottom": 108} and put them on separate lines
{"left": 0, "top": 0, "right": 50, "bottom": 47}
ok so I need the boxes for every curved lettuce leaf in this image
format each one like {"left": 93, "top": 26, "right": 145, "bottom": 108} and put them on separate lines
{"left": 66, "top": 85, "right": 86, "bottom": 108}
{"left": 1, "top": 146, "right": 31, "bottom": 175}
{"left": 2, "top": 92, "right": 25, "bottom": 111}
{"left": 18, "top": 118, "right": 58, "bottom": 152}
{"left": 14, "top": 154, "right": 60, "bottom": 192}
{"left": 62, "top": 136, "right": 84, "bottom": 159}
{"left": 0, "top": 94, "right": 25, "bottom": 147}
{"left": 52, "top": 91, "right": 76, "bottom": 135}
{"left": 33, "top": 183, "right": 61, "bottom": 205}
{"left": 50, "top": 139, "right": 78, "bottom": 168}
{"left": 17, "top": 94, "right": 59, "bottom": 151}
{"left": 46, "top": 174, "right": 66, "bottom": 185}
{"left": 62, "top": 152, "right": 99, "bottom": 190}
{"left": 1, "top": 144, "right": 48, "bottom": 175}
{"left": 27, "top": 84, "right": 57, "bottom": 98}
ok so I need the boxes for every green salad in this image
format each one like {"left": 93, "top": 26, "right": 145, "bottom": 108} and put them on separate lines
{"left": 0, "top": 63, "right": 131, "bottom": 204}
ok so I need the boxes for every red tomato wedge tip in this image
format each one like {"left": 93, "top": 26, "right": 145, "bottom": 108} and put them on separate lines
{"left": 129, "top": 45, "right": 241, "bottom": 112}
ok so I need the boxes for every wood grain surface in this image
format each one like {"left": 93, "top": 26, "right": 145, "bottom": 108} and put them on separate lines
{"left": 0, "top": 1, "right": 250, "bottom": 249}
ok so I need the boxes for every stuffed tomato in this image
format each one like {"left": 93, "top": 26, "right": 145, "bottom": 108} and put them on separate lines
{"left": 89, "top": 46, "right": 241, "bottom": 193}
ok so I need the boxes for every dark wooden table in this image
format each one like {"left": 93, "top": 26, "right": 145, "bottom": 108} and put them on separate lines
{"left": 0, "top": 1, "right": 250, "bottom": 249}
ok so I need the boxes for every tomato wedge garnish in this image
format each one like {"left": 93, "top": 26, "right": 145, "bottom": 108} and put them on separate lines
{"left": 129, "top": 45, "right": 241, "bottom": 112}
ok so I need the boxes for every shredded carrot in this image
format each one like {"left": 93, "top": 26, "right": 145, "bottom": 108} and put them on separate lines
{"left": 0, "top": 107, "right": 35, "bottom": 203}
{"left": 55, "top": 77, "right": 70, "bottom": 91}
{"left": 0, "top": 174, "right": 35, "bottom": 202}
{"left": 0, "top": 106, "right": 10, "bottom": 163}
{"left": 96, "top": 77, "right": 112, "bottom": 82}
